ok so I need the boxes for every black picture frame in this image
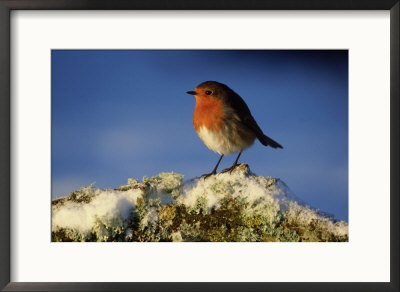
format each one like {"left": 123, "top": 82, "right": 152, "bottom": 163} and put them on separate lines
{"left": 0, "top": 1, "right": 398, "bottom": 291}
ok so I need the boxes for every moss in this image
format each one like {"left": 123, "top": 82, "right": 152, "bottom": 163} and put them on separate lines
{"left": 51, "top": 227, "right": 97, "bottom": 242}
{"left": 91, "top": 214, "right": 127, "bottom": 242}
{"left": 51, "top": 167, "right": 348, "bottom": 242}
{"left": 52, "top": 194, "right": 347, "bottom": 242}
{"left": 159, "top": 205, "right": 176, "bottom": 221}
{"left": 116, "top": 178, "right": 149, "bottom": 193}
{"left": 191, "top": 197, "right": 208, "bottom": 215}
{"left": 52, "top": 228, "right": 72, "bottom": 242}
{"left": 52, "top": 183, "right": 97, "bottom": 208}
{"left": 68, "top": 183, "right": 96, "bottom": 204}
{"left": 142, "top": 172, "right": 183, "bottom": 198}
{"left": 129, "top": 195, "right": 165, "bottom": 242}
{"left": 52, "top": 195, "right": 347, "bottom": 242}
{"left": 210, "top": 181, "right": 234, "bottom": 195}
{"left": 51, "top": 197, "right": 66, "bottom": 208}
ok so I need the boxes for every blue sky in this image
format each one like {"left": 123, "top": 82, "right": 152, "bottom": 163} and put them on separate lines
{"left": 51, "top": 50, "right": 348, "bottom": 221}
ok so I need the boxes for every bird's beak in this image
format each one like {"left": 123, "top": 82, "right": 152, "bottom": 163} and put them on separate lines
{"left": 186, "top": 91, "right": 197, "bottom": 95}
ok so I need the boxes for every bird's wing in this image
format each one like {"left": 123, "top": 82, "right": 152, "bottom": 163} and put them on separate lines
{"left": 243, "top": 115, "right": 283, "bottom": 148}
{"left": 225, "top": 92, "right": 283, "bottom": 149}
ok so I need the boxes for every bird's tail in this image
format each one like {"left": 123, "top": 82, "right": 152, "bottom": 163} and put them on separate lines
{"left": 258, "top": 134, "right": 283, "bottom": 149}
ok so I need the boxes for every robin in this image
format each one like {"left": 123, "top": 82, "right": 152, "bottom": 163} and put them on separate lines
{"left": 187, "top": 81, "right": 283, "bottom": 178}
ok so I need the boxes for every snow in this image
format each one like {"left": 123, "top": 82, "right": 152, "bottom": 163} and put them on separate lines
{"left": 52, "top": 163, "right": 348, "bottom": 241}
{"left": 178, "top": 164, "right": 281, "bottom": 214}
{"left": 52, "top": 188, "right": 142, "bottom": 233}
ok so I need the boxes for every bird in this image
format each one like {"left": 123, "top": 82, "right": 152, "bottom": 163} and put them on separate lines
{"left": 187, "top": 81, "right": 283, "bottom": 179}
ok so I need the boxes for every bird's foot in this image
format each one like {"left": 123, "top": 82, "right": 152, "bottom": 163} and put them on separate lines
{"left": 221, "top": 163, "right": 239, "bottom": 174}
{"left": 201, "top": 170, "right": 217, "bottom": 179}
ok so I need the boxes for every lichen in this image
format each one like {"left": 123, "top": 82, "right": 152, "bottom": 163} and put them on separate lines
{"left": 68, "top": 183, "right": 97, "bottom": 203}
{"left": 142, "top": 172, "right": 184, "bottom": 198}
{"left": 52, "top": 183, "right": 97, "bottom": 209}
{"left": 51, "top": 164, "right": 348, "bottom": 242}
{"left": 92, "top": 213, "right": 127, "bottom": 242}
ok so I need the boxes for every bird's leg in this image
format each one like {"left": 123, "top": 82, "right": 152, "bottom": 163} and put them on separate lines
{"left": 221, "top": 151, "right": 242, "bottom": 174}
{"left": 202, "top": 154, "right": 224, "bottom": 179}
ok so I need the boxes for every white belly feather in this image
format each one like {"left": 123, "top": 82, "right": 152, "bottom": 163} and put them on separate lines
{"left": 197, "top": 126, "right": 253, "bottom": 155}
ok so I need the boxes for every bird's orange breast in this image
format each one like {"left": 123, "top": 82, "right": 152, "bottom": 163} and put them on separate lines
{"left": 193, "top": 96, "right": 225, "bottom": 132}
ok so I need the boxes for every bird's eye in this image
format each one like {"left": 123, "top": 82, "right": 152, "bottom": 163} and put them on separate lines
{"left": 205, "top": 90, "right": 212, "bottom": 95}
